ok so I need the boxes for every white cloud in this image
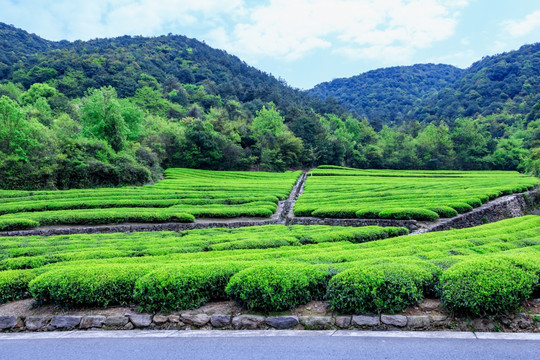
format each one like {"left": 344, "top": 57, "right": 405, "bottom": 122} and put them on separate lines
{"left": 212, "top": 0, "right": 468, "bottom": 63}
{"left": 0, "top": 0, "right": 244, "bottom": 40}
{"left": 503, "top": 10, "right": 540, "bottom": 37}
{"left": 1, "top": 0, "right": 467, "bottom": 64}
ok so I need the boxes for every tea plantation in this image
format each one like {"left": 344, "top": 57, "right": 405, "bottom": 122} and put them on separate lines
{"left": 294, "top": 166, "right": 540, "bottom": 221}
{"left": 0, "top": 168, "right": 301, "bottom": 231}
{"left": 1, "top": 216, "right": 539, "bottom": 316}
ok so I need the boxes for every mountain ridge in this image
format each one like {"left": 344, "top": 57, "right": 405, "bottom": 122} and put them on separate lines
{"left": 309, "top": 43, "right": 540, "bottom": 126}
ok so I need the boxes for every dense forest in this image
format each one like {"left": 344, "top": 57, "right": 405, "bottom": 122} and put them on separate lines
{"left": 310, "top": 43, "right": 540, "bottom": 126}
{"left": 0, "top": 23, "right": 539, "bottom": 190}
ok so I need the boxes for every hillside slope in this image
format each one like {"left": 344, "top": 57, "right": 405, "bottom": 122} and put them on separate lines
{"left": 0, "top": 22, "right": 344, "bottom": 115}
{"left": 310, "top": 44, "right": 540, "bottom": 125}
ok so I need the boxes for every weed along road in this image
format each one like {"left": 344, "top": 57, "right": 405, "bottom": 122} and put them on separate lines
{"left": 0, "top": 331, "right": 539, "bottom": 360}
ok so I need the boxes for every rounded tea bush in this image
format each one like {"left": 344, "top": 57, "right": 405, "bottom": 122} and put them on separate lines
{"left": 225, "top": 264, "right": 329, "bottom": 312}
{"left": 134, "top": 263, "right": 243, "bottom": 312}
{"left": 440, "top": 258, "right": 537, "bottom": 316}
{"left": 29, "top": 265, "right": 150, "bottom": 308}
{"left": 428, "top": 206, "right": 458, "bottom": 218}
{"left": 0, "top": 219, "right": 40, "bottom": 231}
{"left": 378, "top": 208, "right": 439, "bottom": 221}
{"left": 327, "top": 262, "right": 436, "bottom": 314}
{"left": 0, "top": 269, "right": 38, "bottom": 304}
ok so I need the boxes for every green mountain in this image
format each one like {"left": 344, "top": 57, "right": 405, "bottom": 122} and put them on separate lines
{"left": 310, "top": 64, "right": 463, "bottom": 126}
{"left": 0, "top": 22, "right": 343, "bottom": 115}
{"left": 310, "top": 44, "right": 540, "bottom": 126}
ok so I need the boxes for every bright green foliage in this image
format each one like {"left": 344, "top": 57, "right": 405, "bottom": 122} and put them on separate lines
{"left": 80, "top": 87, "right": 129, "bottom": 151}
{"left": 295, "top": 166, "right": 539, "bottom": 220}
{"left": 225, "top": 264, "right": 330, "bottom": 312}
{"left": 327, "top": 262, "right": 438, "bottom": 314}
{"left": 378, "top": 208, "right": 439, "bottom": 221}
{"left": 440, "top": 257, "right": 538, "bottom": 316}
{"left": 0, "top": 216, "right": 539, "bottom": 312}
{"left": 0, "top": 168, "right": 300, "bottom": 230}
{"left": 252, "top": 103, "right": 303, "bottom": 172}
{"left": 0, "top": 269, "right": 38, "bottom": 304}
{"left": 0, "top": 219, "right": 39, "bottom": 231}
{"left": 135, "top": 263, "right": 243, "bottom": 312}
{"left": 0, "top": 225, "right": 403, "bottom": 271}
{"left": 29, "top": 265, "right": 150, "bottom": 308}
{"left": 0, "top": 224, "right": 406, "bottom": 308}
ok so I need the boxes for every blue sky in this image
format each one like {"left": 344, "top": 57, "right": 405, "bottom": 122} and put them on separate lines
{"left": 1, "top": 0, "right": 539, "bottom": 89}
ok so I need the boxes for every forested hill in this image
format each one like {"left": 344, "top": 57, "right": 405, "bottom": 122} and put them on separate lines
{"left": 310, "top": 43, "right": 540, "bottom": 126}
{"left": 0, "top": 22, "right": 342, "bottom": 114}
{"left": 310, "top": 64, "right": 463, "bottom": 126}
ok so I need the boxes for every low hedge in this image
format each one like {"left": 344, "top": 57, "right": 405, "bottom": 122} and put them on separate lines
{"left": 225, "top": 264, "right": 330, "bottom": 312}
{"left": 311, "top": 208, "right": 359, "bottom": 218}
{"left": 377, "top": 208, "right": 439, "bottom": 221}
{"left": 446, "top": 203, "right": 473, "bottom": 214}
{"left": 428, "top": 206, "right": 458, "bottom": 218}
{"left": 0, "top": 219, "right": 40, "bottom": 231}
{"left": 29, "top": 265, "right": 151, "bottom": 308}
{"left": 440, "top": 258, "right": 538, "bottom": 316}
{"left": 327, "top": 262, "right": 438, "bottom": 314}
{"left": 134, "top": 263, "right": 244, "bottom": 312}
{"left": 0, "top": 269, "right": 39, "bottom": 304}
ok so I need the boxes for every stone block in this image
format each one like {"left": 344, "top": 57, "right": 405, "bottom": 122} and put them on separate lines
{"left": 79, "top": 315, "right": 106, "bottom": 329}
{"left": 381, "top": 315, "right": 407, "bottom": 327}
{"left": 210, "top": 314, "right": 232, "bottom": 328}
{"left": 299, "top": 316, "right": 334, "bottom": 330}
{"left": 352, "top": 315, "right": 379, "bottom": 327}
{"left": 335, "top": 316, "right": 351, "bottom": 329}
{"left": 181, "top": 313, "right": 210, "bottom": 327}
{"left": 130, "top": 315, "right": 153, "bottom": 328}
{"left": 0, "top": 316, "right": 17, "bottom": 330}
{"left": 105, "top": 316, "right": 129, "bottom": 327}
{"left": 25, "top": 316, "right": 51, "bottom": 331}
{"left": 232, "top": 315, "right": 266, "bottom": 330}
{"left": 407, "top": 316, "right": 430, "bottom": 329}
{"left": 266, "top": 316, "right": 299, "bottom": 329}
{"left": 51, "top": 316, "right": 82, "bottom": 329}
{"left": 153, "top": 315, "right": 168, "bottom": 325}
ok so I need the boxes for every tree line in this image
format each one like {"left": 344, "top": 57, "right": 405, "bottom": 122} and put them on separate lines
{"left": 1, "top": 80, "right": 538, "bottom": 190}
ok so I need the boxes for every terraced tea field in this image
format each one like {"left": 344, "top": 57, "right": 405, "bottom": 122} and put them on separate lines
{"left": 0, "top": 168, "right": 301, "bottom": 231}
{"left": 294, "top": 166, "right": 539, "bottom": 221}
{"left": 1, "top": 216, "right": 538, "bottom": 315}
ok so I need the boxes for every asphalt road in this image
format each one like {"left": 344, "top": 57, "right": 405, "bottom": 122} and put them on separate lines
{"left": 1, "top": 331, "right": 539, "bottom": 360}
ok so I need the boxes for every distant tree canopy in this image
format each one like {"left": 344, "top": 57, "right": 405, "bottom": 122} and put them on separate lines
{"left": 310, "top": 44, "right": 540, "bottom": 127}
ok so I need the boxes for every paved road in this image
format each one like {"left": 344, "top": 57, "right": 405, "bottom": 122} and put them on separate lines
{"left": 1, "top": 331, "right": 539, "bottom": 360}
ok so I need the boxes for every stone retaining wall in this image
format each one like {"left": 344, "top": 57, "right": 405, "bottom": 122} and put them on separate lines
{"left": 1, "top": 312, "right": 538, "bottom": 333}
{"left": 414, "top": 187, "right": 540, "bottom": 234}
{"left": 0, "top": 220, "right": 280, "bottom": 237}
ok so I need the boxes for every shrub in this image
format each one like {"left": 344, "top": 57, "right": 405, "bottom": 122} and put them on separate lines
{"left": 378, "top": 208, "right": 439, "bottom": 221}
{"left": 447, "top": 203, "right": 473, "bottom": 213}
{"left": 355, "top": 209, "right": 380, "bottom": 219}
{"left": 428, "top": 206, "right": 458, "bottom": 218}
{"left": 225, "top": 264, "right": 330, "bottom": 312}
{"left": 29, "top": 265, "right": 150, "bottom": 308}
{"left": 0, "top": 269, "right": 39, "bottom": 304}
{"left": 134, "top": 263, "right": 243, "bottom": 312}
{"left": 327, "top": 262, "right": 437, "bottom": 314}
{"left": 440, "top": 258, "right": 537, "bottom": 316}
{"left": 0, "top": 219, "right": 39, "bottom": 231}
{"left": 312, "top": 208, "right": 358, "bottom": 218}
